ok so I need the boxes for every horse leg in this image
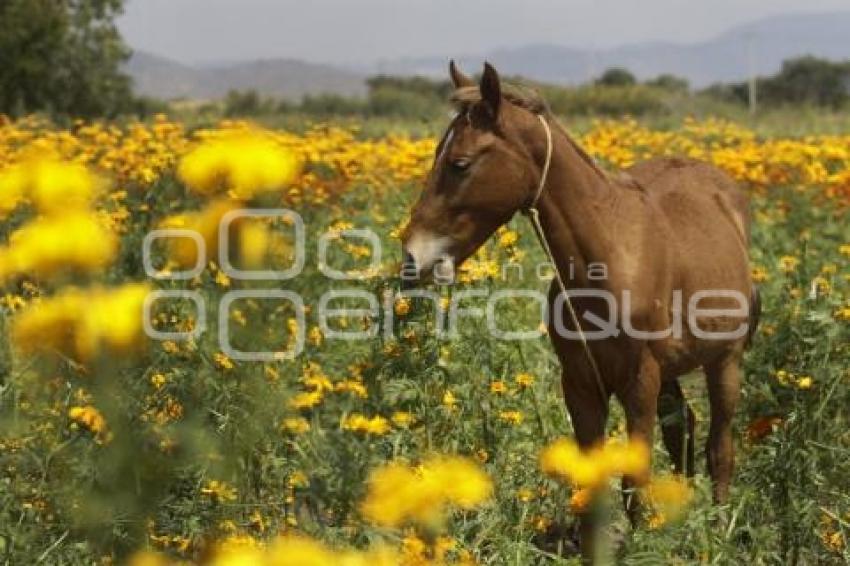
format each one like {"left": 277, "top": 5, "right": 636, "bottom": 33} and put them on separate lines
{"left": 561, "top": 370, "right": 609, "bottom": 564}
{"left": 619, "top": 352, "right": 661, "bottom": 525}
{"left": 658, "top": 379, "right": 696, "bottom": 476}
{"left": 704, "top": 354, "right": 741, "bottom": 503}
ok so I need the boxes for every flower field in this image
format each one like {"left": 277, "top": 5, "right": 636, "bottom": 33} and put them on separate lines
{"left": 0, "top": 113, "right": 848, "bottom": 564}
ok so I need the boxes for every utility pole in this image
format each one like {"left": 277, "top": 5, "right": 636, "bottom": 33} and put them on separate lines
{"left": 747, "top": 33, "right": 758, "bottom": 115}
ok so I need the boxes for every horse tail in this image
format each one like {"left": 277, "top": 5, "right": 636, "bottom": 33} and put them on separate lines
{"left": 746, "top": 284, "right": 761, "bottom": 348}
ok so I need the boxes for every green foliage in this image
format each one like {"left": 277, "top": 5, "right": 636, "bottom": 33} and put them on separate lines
{"left": 595, "top": 67, "right": 638, "bottom": 87}
{"left": 703, "top": 56, "right": 850, "bottom": 109}
{"left": 761, "top": 56, "right": 850, "bottom": 108}
{"left": 0, "top": 0, "right": 134, "bottom": 118}
{"left": 541, "top": 84, "right": 670, "bottom": 117}
{"left": 645, "top": 74, "right": 690, "bottom": 93}
{"left": 299, "top": 93, "right": 367, "bottom": 116}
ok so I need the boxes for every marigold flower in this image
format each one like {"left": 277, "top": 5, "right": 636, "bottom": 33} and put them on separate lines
{"left": 68, "top": 405, "right": 111, "bottom": 444}
{"left": 515, "top": 372, "right": 535, "bottom": 388}
{"left": 12, "top": 283, "right": 150, "bottom": 360}
{"left": 540, "top": 437, "right": 649, "bottom": 489}
{"left": 0, "top": 155, "right": 102, "bottom": 217}
{"left": 159, "top": 198, "right": 239, "bottom": 269}
{"left": 391, "top": 411, "right": 414, "bottom": 427}
{"left": 282, "top": 417, "right": 310, "bottom": 434}
{"left": 361, "top": 455, "right": 492, "bottom": 529}
{"left": 178, "top": 129, "right": 298, "bottom": 198}
{"left": 200, "top": 480, "right": 238, "bottom": 503}
{"left": 779, "top": 255, "right": 799, "bottom": 273}
{"left": 289, "top": 390, "right": 323, "bottom": 410}
{"left": 394, "top": 297, "right": 411, "bottom": 316}
{"left": 341, "top": 413, "right": 390, "bottom": 435}
{"left": 498, "top": 410, "right": 523, "bottom": 425}
{"left": 751, "top": 265, "right": 769, "bottom": 283}
{"left": 644, "top": 475, "right": 693, "bottom": 524}
{"left": 569, "top": 488, "right": 593, "bottom": 513}
{"left": 442, "top": 390, "right": 457, "bottom": 410}
{"left": 0, "top": 212, "right": 117, "bottom": 281}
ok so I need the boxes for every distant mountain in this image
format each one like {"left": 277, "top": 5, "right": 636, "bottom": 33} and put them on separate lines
{"left": 126, "top": 11, "right": 850, "bottom": 100}
{"left": 126, "top": 52, "right": 367, "bottom": 100}
{"left": 369, "top": 11, "right": 850, "bottom": 87}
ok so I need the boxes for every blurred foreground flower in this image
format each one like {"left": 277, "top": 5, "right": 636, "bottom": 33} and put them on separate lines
{"left": 178, "top": 128, "right": 299, "bottom": 198}
{"left": 159, "top": 198, "right": 238, "bottom": 269}
{"left": 206, "top": 534, "right": 400, "bottom": 566}
{"left": 12, "top": 283, "right": 150, "bottom": 360}
{"left": 644, "top": 475, "right": 693, "bottom": 527}
{"left": 0, "top": 212, "right": 117, "bottom": 281}
{"left": 361, "top": 455, "right": 492, "bottom": 529}
{"left": 0, "top": 154, "right": 102, "bottom": 217}
{"left": 540, "top": 437, "right": 649, "bottom": 490}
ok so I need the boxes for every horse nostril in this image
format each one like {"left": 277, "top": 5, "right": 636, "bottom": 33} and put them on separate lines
{"left": 400, "top": 250, "right": 418, "bottom": 289}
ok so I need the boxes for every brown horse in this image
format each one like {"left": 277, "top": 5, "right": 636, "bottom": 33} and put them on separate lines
{"left": 401, "top": 61, "right": 758, "bottom": 559}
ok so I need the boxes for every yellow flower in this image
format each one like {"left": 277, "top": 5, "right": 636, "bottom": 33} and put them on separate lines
{"left": 442, "top": 390, "right": 457, "bottom": 410}
{"left": 308, "top": 325, "right": 324, "bottom": 346}
{"left": 238, "top": 219, "right": 273, "bottom": 269}
{"left": 498, "top": 410, "right": 523, "bottom": 425}
{"left": 68, "top": 405, "right": 111, "bottom": 444}
{"left": 178, "top": 128, "right": 298, "bottom": 198}
{"left": 0, "top": 212, "right": 117, "bottom": 281}
{"left": 751, "top": 265, "right": 769, "bottom": 283}
{"left": 516, "top": 488, "right": 534, "bottom": 503}
{"left": 644, "top": 475, "right": 693, "bottom": 524}
{"left": 289, "top": 390, "right": 323, "bottom": 410}
{"left": 282, "top": 417, "right": 310, "bottom": 434}
{"left": 159, "top": 198, "right": 239, "bottom": 269}
{"left": 498, "top": 229, "right": 519, "bottom": 248}
{"left": 515, "top": 372, "right": 535, "bottom": 388}
{"left": 0, "top": 155, "right": 102, "bottom": 216}
{"left": 341, "top": 413, "right": 390, "bottom": 435}
{"left": 568, "top": 488, "right": 593, "bottom": 513}
{"left": 391, "top": 411, "right": 414, "bottom": 427}
{"left": 797, "top": 375, "right": 813, "bottom": 389}
{"left": 648, "top": 512, "right": 667, "bottom": 530}
{"left": 150, "top": 373, "right": 167, "bottom": 390}
{"left": 214, "top": 352, "right": 235, "bottom": 370}
{"left": 335, "top": 379, "right": 368, "bottom": 398}
{"left": 394, "top": 297, "right": 411, "bottom": 316}
{"left": 12, "top": 283, "right": 150, "bottom": 361}
{"left": 361, "top": 455, "right": 492, "bottom": 529}
{"left": 779, "top": 255, "right": 799, "bottom": 273}
{"left": 489, "top": 380, "right": 507, "bottom": 394}
{"left": 200, "top": 480, "right": 237, "bottom": 503}
{"left": 540, "top": 437, "right": 649, "bottom": 489}
{"left": 126, "top": 551, "right": 170, "bottom": 566}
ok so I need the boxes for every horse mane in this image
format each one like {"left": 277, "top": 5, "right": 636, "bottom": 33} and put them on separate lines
{"left": 450, "top": 84, "right": 548, "bottom": 115}
{"left": 450, "top": 83, "right": 610, "bottom": 182}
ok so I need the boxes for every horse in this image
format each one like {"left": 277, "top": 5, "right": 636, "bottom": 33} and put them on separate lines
{"left": 400, "top": 61, "right": 760, "bottom": 560}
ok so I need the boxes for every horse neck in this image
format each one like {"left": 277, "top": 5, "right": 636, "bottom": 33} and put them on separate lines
{"left": 533, "top": 125, "right": 620, "bottom": 287}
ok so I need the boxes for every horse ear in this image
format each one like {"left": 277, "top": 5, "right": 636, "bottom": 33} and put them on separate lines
{"left": 449, "top": 60, "right": 474, "bottom": 88}
{"left": 480, "top": 62, "right": 501, "bottom": 116}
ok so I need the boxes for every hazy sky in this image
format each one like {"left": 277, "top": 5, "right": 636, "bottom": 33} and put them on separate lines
{"left": 119, "top": 0, "right": 850, "bottom": 65}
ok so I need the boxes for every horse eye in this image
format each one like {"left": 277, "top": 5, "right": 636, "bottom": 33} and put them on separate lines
{"left": 450, "top": 157, "right": 472, "bottom": 172}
